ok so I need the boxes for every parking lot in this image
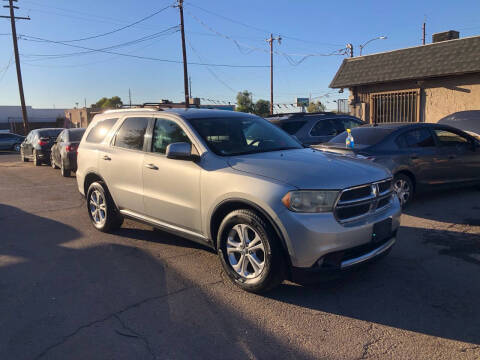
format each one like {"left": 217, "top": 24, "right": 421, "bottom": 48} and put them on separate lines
{"left": 0, "top": 151, "right": 479, "bottom": 360}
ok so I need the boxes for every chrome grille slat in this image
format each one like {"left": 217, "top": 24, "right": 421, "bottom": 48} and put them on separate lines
{"left": 335, "top": 178, "right": 393, "bottom": 223}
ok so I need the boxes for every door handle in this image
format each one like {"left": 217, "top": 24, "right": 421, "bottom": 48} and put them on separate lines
{"left": 144, "top": 163, "right": 158, "bottom": 170}
{"left": 102, "top": 155, "right": 111, "bottom": 161}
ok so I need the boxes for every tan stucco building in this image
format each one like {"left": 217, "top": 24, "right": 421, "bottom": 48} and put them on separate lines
{"left": 330, "top": 32, "right": 480, "bottom": 125}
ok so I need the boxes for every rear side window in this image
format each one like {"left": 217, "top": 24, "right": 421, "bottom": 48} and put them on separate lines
{"left": 433, "top": 129, "right": 469, "bottom": 146}
{"left": 114, "top": 117, "right": 149, "bottom": 151}
{"left": 275, "top": 121, "right": 306, "bottom": 135}
{"left": 152, "top": 118, "right": 190, "bottom": 154}
{"left": 311, "top": 120, "right": 337, "bottom": 136}
{"left": 396, "top": 129, "right": 435, "bottom": 148}
{"left": 69, "top": 129, "right": 86, "bottom": 142}
{"left": 86, "top": 118, "right": 118, "bottom": 143}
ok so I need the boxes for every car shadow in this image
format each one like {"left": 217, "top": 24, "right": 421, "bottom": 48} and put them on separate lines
{"left": 403, "top": 186, "right": 480, "bottom": 225}
{"left": 266, "top": 224, "right": 480, "bottom": 345}
{"left": 0, "top": 204, "right": 311, "bottom": 360}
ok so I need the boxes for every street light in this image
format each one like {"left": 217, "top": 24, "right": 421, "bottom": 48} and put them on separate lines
{"left": 359, "top": 36, "right": 387, "bottom": 56}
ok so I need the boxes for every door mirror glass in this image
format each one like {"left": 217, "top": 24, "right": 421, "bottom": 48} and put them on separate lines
{"left": 166, "top": 142, "right": 194, "bottom": 160}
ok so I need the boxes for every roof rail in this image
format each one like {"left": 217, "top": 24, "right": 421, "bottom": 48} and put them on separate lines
{"left": 266, "top": 111, "right": 336, "bottom": 118}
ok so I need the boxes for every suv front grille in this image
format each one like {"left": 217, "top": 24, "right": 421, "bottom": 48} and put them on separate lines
{"left": 335, "top": 179, "right": 393, "bottom": 223}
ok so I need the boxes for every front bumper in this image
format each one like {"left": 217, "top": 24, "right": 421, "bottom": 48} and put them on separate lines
{"left": 276, "top": 196, "right": 401, "bottom": 269}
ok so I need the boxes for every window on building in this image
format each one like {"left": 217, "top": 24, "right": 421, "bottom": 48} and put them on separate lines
{"left": 152, "top": 118, "right": 190, "bottom": 154}
{"left": 86, "top": 118, "right": 118, "bottom": 143}
{"left": 370, "top": 90, "right": 420, "bottom": 124}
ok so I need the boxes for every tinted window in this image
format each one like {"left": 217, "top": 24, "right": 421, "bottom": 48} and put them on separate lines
{"left": 274, "top": 121, "right": 306, "bottom": 135}
{"left": 396, "top": 129, "right": 435, "bottom": 148}
{"left": 311, "top": 120, "right": 337, "bottom": 136}
{"left": 329, "top": 127, "right": 395, "bottom": 145}
{"left": 86, "top": 118, "right": 118, "bottom": 143}
{"left": 152, "top": 118, "right": 190, "bottom": 154}
{"left": 189, "top": 116, "right": 301, "bottom": 156}
{"left": 56, "top": 131, "right": 64, "bottom": 143}
{"left": 38, "top": 129, "right": 62, "bottom": 138}
{"left": 69, "top": 129, "right": 86, "bottom": 142}
{"left": 434, "top": 129, "right": 469, "bottom": 146}
{"left": 114, "top": 117, "right": 149, "bottom": 151}
{"left": 341, "top": 118, "right": 363, "bottom": 130}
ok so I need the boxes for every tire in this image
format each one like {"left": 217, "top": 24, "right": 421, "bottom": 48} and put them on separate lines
{"left": 51, "top": 153, "right": 59, "bottom": 169}
{"left": 217, "top": 209, "right": 286, "bottom": 293}
{"left": 86, "top": 181, "right": 123, "bottom": 232}
{"left": 60, "top": 161, "right": 70, "bottom": 177}
{"left": 393, "top": 173, "right": 414, "bottom": 207}
{"left": 13, "top": 143, "right": 21, "bottom": 152}
{"left": 33, "top": 150, "right": 41, "bottom": 166}
{"left": 20, "top": 149, "right": 28, "bottom": 162}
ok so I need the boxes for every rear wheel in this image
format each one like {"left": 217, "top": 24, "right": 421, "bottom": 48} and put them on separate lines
{"left": 33, "top": 150, "right": 41, "bottom": 166}
{"left": 217, "top": 209, "right": 286, "bottom": 293}
{"left": 60, "top": 161, "right": 70, "bottom": 177}
{"left": 393, "top": 173, "right": 413, "bottom": 207}
{"left": 86, "top": 181, "right": 123, "bottom": 232}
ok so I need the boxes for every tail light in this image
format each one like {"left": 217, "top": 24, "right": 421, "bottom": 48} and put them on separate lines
{"left": 38, "top": 139, "right": 47, "bottom": 146}
{"left": 66, "top": 144, "right": 78, "bottom": 152}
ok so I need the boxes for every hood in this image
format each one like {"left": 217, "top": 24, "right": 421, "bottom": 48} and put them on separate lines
{"left": 227, "top": 148, "right": 390, "bottom": 190}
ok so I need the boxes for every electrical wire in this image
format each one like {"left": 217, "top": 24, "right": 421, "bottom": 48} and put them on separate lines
{"left": 18, "top": 34, "right": 269, "bottom": 68}
{"left": 0, "top": 54, "right": 14, "bottom": 82}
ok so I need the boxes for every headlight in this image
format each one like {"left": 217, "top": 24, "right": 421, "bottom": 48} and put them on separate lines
{"left": 281, "top": 190, "right": 339, "bottom": 213}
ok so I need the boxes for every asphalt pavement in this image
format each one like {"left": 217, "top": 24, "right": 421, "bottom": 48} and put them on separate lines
{"left": 0, "top": 150, "right": 479, "bottom": 360}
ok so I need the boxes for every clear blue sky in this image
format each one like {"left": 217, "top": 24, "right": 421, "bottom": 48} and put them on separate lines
{"left": 0, "top": 0, "right": 479, "bottom": 110}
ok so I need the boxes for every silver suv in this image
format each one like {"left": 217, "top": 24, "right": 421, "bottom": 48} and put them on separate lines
{"left": 76, "top": 108, "right": 401, "bottom": 293}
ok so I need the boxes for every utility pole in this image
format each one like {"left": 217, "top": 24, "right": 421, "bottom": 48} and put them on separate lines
{"left": 188, "top": 76, "right": 192, "bottom": 99}
{"left": 176, "top": 0, "right": 189, "bottom": 108}
{"left": 422, "top": 22, "right": 426, "bottom": 45}
{"left": 346, "top": 43, "right": 354, "bottom": 57}
{"left": 128, "top": 88, "right": 132, "bottom": 107}
{"left": 1, "top": 0, "right": 30, "bottom": 134}
{"left": 266, "top": 34, "right": 281, "bottom": 115}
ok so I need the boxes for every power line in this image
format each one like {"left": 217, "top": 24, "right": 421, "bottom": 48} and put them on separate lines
{"left": 0, "top": 54, "right": 14, "bottom": 82}
{"left": 46, "top": 4, "right": 174, "bottom": 43}
{"left": 19, "top": 34, "right": 269, "bottom": 68}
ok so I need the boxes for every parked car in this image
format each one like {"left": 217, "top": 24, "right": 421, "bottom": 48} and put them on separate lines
{"left": 20, "top": 128, "right": 63, "bottom": 166}
{"left": 438, "top": 110, "right": 480, "bottom": 140}
{"left": 315, "top": 123, "right": 480, "bottom": 206}
{"left": 76, "top": 108, "right": 400, "bottom": 293}
{"left": 267, "top": 112, "right": 364, "bottom": 146}
{"left": 0, "top": 132, "right": 25, "bottom": 152}
{"left": 50, "top": 128, "right": 86, "bottom": 177}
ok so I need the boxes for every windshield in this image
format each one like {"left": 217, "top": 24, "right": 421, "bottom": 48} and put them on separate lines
{"left": 69, "top": 129, "right": 86, "bottom": 142}
{"left": 189, "top": 115, "right": 302, "bottom": 156}
{"left": 329, "top": 127, "right": 395, "bottom": 146}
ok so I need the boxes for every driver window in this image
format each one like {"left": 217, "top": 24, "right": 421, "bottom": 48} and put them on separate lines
{"left": 152, "top": 118, "right": 190, "bottom": 154}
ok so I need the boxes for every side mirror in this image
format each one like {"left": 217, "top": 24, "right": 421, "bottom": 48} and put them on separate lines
{"left": 166, "top": 142, "right": 196, "bottom": 161}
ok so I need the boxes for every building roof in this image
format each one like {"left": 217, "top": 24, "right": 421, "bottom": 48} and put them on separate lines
{"left": 330, "top": 35, "right": 480, "bottom": 88}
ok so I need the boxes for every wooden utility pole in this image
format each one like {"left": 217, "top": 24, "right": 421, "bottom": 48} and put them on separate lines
{"left": 177, "top": 0, "right": 189, "bottom": 108}
{"left": 422, "top": 22, "right": 426, "bottom": 45}
{"left": 266, "top": 34, "right": 281, "bottom": 115}
{"left": 1, "top": 0, "right": 30, "bottom": 134}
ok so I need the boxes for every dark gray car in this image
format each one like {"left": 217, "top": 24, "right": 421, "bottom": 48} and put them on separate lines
{"left": 315, "top": 123, "right": 480, "bottom": 206}
{"left": 0, "top": 133, "right": 25, "bottom": 152}
{"left": 20, "top": 128, "right": 63, "bottom": 166}
{"left": 267, "top": 112, "right": 364, "bottom": 146}
{"left": 50, "top": 128, "right": 86, "bottom": 177}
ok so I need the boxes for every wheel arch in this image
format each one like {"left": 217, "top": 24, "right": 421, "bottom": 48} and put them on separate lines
{"left": 83, "top": 172, "right": 107, "bottom": 196}
{"left": 210, "top": 198, "right": 292, "bottom": 267}
{"left": 393, "top": 169, "right": 416, "bottom": 192}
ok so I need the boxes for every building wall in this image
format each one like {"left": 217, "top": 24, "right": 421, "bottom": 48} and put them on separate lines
{"left": 348, "top": 72, "right": 480, "bottom": 123}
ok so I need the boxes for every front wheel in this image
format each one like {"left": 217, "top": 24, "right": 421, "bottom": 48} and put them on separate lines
{"left": 217, "top": 209, "right": 286, "bottom": 293}
{"left": 393, "top": 173, "right": 413, "bottom": 207}
{"left": 86, "top": 181, "right": 123, "bottom": 232}
{"left": 13, "top": 143, "right": 21, "bottom": 152}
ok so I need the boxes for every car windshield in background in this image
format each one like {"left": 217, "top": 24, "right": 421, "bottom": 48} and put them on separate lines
{"left": 38, "top": 129, "right": 62, "bottom": 138}
{"left": 329, "top": 127, "right": 395, "bottom": 146}
{"left": 273, "top": 120, "right": 307, "bottom": 135}
{"left": 189, "top": 116, "right": 302, "bottom": 156}
{"left": 69, "top": 129, "right": 86, "bottom": 142}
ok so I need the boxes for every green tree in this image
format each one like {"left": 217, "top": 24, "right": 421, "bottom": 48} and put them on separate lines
{"left": 236, "top": 90, "right": 254, "bottom": 113}
{"left": 95, "top": 96, "right": 123, "bottom": 109}
{"left": 253, "top": 99, "right": 271, "bottom": 117}
{"left": 307, "top": 100, "right": 326, "bottom": 113}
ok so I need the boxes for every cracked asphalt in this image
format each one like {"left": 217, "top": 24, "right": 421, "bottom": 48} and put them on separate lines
{"left": 0, "top": 151, "right": 479, "bottom": 360}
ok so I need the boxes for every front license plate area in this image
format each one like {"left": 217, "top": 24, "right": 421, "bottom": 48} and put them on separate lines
{"left": 372, "top": 218, "right": 392, "bottom": 243}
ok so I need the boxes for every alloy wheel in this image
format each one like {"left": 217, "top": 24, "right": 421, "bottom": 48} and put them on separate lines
{"left": 226, "top": 224, "right": 265, "bottom": 279}
{"left": 393, "top": 178, "right": 410, "bottom": 206}
{"left": 14, "top": 144, "right": 20, "bottom": 152}
{"left": 89, "top": 190, "right": 107, "bottom": 226}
